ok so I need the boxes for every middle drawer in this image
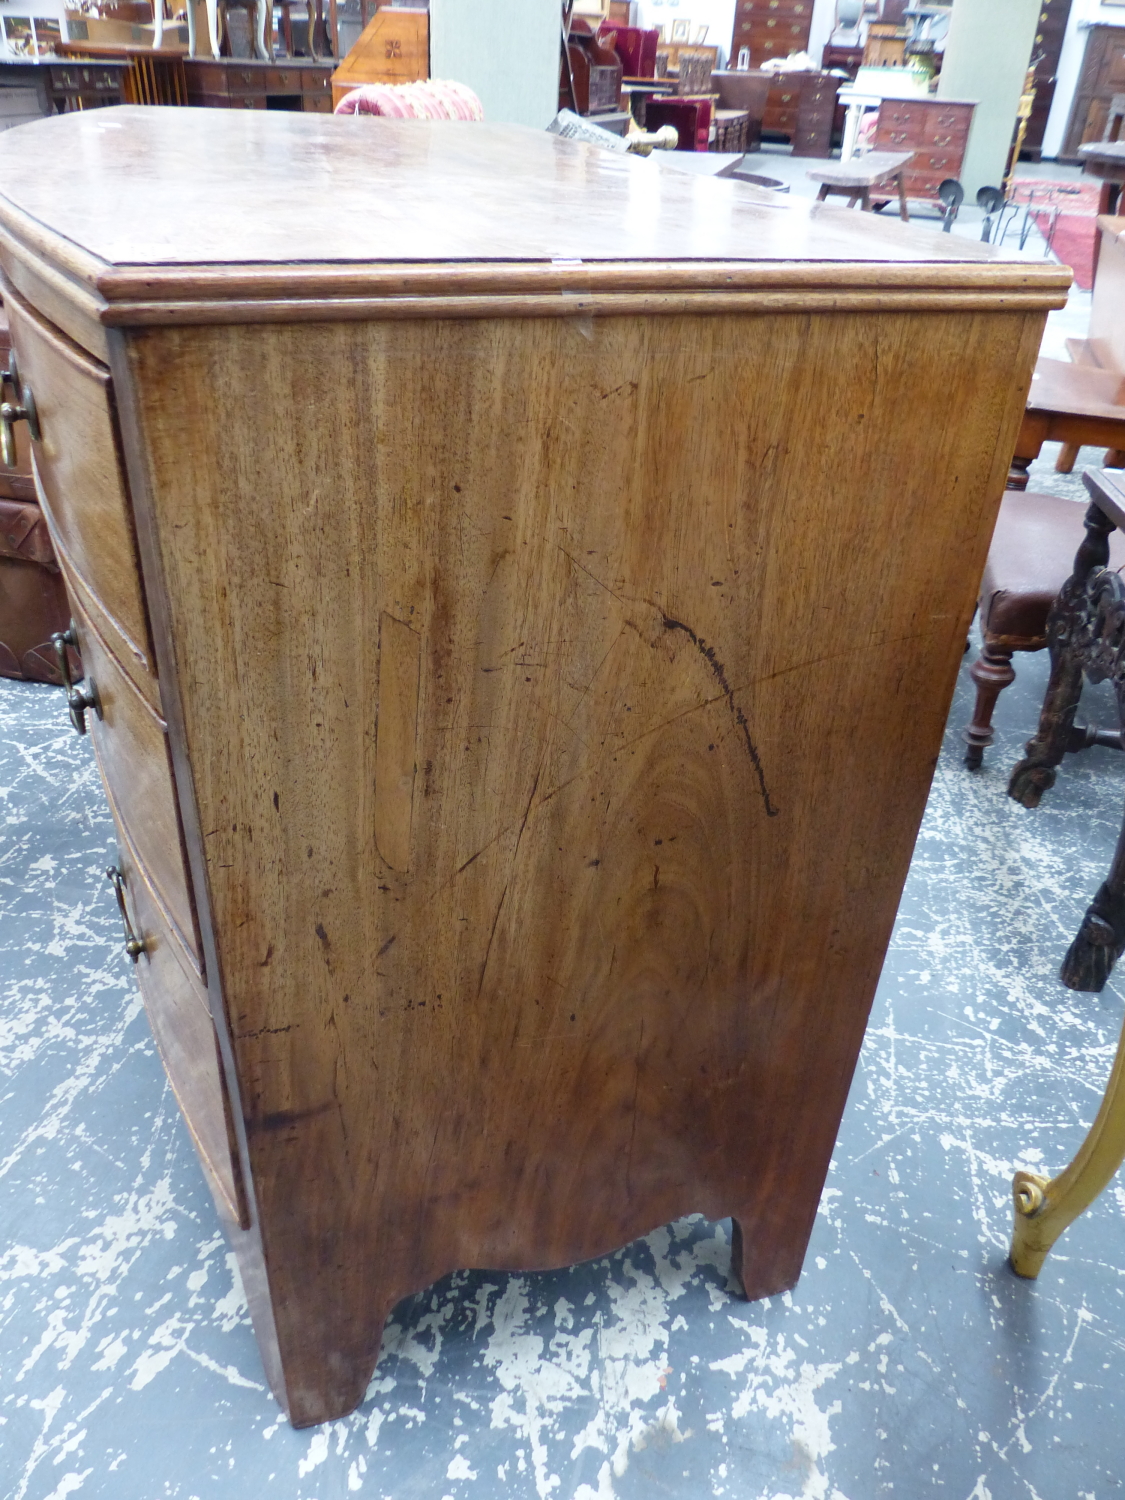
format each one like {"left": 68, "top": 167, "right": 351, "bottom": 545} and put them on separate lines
{"left": 74, "top": 600, "right": 201, "bottom": 967}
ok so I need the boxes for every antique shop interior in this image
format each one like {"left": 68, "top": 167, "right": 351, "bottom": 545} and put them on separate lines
{"left": 3, "top": 0, "right": 1125, "bottom": 1497}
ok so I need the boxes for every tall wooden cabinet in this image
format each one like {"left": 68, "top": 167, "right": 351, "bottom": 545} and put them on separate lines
{"left": 1021, "top": 0, "right": 1073, "bottom": 160}
{"left": 731, "top": 0, "right": 813, "bottom": 66}
{"left": 1062, "top": 23, "right": 1125, "bottom": 160}
{"left": 0, "top": 108, "right": 1067, "bottom": 1427}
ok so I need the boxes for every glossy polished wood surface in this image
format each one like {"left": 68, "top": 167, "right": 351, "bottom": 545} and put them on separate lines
{"left": 0, "top": 111, "right": 1069, "bottom": 1429}
{"left": 0, "top": 109, "right": 1069, "bottom": 328}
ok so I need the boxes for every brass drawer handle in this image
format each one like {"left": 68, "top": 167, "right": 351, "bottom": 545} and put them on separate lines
{"left": 106, "top": 865, "right": 146, "bottom": 960}
{"left": 51, "top": 619, "right": 101, "bottom": 734}
{"left": 0, "top": 368, "right": 39, "bottom": 468}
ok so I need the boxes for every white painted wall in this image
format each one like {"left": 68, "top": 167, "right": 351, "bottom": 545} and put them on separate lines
{"left": 430, "top": 0, "right": 559, "bottom": 127}
{"left": 1042, "top": 0, "right": 1125, "bottom": 158}
{"left": 939, "top": 0, "right": 1040, "bottom": 193}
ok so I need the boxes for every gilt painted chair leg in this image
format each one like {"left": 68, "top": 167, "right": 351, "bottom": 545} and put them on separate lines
{"left": 1056, "top": 441, "right": 1081, "bottom": 475}
{"left": 1011, "top": 1006, "right": 1125, "bottom": 1278}
{"left": 963, "top": 641, "right": 1016, "bottom": 769}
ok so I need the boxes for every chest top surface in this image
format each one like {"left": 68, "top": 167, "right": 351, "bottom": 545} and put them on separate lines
{"left": 0, "top": 108, "right": 1069, "bottom": 326}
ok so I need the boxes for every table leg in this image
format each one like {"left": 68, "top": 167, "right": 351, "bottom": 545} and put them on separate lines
{"left": 860, "top": 187, "right": 871, "bottom": 211}
{"left": 1009, "top": 499, "right": 1118, "bottom": 810}
{"left": 816, "top": 183, "right": 830, "bottom": 202}
{"left": 1010, "top": 1003, "right": 1125, "bottom": 1278}
{"left": 895, "top": 171, "right": 908, "bottom": 223}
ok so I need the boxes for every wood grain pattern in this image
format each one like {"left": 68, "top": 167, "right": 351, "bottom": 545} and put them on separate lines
{"left": 374, "top": 612, "right": 420, "bottom": 873}
{"left": 119, "top": 304, "right": 1043, "bottom": 1424}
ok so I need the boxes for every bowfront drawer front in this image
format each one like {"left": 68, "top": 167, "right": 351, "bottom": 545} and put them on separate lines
{"left": 112, "top": 846, "right": 247, "bottom": 1228}
{"left": 73, "top": 603, "right": 200, "bottom": 965}
{"left": 4, "top": 293, "right": 157, "bottom": 702}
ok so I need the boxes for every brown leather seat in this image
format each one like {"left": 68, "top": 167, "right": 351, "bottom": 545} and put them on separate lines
{"left": 964, "top": 490, "right": 1125, "bottom": 767}
{"left": 0, "top": 303, "right": 70, "bottom": 684}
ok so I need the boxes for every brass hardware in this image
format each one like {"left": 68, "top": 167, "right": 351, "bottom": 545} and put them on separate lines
{"left": 106, "top": 865, "right": 146, "bottom": 960}
{"left": 0, "top": 368, "right": 39, "bottom": 469}
{"left": 2, "top": 346, "right": 18, "bottom": 393}
{"left": 50, "top": 619, "right": 101, "bottom": 734}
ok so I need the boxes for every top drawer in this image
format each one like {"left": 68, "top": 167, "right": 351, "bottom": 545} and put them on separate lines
{"left": 4, "top": 291, "right": 158, "bottom": 705}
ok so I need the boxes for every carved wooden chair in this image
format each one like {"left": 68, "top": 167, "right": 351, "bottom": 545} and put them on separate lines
{"left": 963, "top": 489, "right": 1125, "bottom": 768}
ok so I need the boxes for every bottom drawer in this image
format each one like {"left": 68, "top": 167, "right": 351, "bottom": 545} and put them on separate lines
{"left": 113, "top": 847, "right": 249, "bottom": 1228}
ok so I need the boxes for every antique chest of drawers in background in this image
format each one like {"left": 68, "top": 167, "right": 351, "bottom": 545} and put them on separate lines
{"left": 0, "top": 108, "right": 1067, "bottom": 1427}
{"left": 873, "top": 96, "right": 977, "bottom": 206}
{"left": 731, "top": 0, "right": 812, "bottom": 67}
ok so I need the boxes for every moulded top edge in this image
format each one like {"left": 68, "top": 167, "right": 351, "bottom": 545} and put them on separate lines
{"left": 0, "top": 109, "right": 1074, "bottom": 302}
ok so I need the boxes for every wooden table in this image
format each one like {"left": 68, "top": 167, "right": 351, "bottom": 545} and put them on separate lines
{"left": 0, "top": 108, "right": 1067, "bottom": 1428}
{"left": 1079, "top": 142, "right": 1125, "bottom": 279}
{"left": 1079, "top": 140, "right": 1125, "bottom": 218}
{"left": 806, "top": 150, "right": 914, "bottom": 221}
{"left": 1009, "top": 357, "right": 1125, "bottom": 489}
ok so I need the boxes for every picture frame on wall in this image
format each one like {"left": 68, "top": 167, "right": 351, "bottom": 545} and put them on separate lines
{"left": 0, "top": 16, "right": 35, "bottom": 56}
{"left": 694, "top": 24, "right": 708, "bottom": 42}
{"left": 671, "top": 18, "right": 690, "bottom": 41}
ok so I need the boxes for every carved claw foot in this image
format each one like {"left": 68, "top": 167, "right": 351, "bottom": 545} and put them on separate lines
{"left": 1007, "top": 757, "right": 1057, "bottom": 808}
{"left": 1060, "top": 883, "right": 1125, "bottom": 991}
{"left": 1061, "top": 913, "right": 1124, "bottom": 991}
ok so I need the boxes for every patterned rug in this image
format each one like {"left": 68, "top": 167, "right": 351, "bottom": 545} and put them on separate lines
{"left": 1010, "top": 177, "right": 1102, "bottom": 290}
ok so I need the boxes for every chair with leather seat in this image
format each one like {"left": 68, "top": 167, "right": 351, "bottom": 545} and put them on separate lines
{"left": 963, "top": 489, "right": 1125, "bottom": 768}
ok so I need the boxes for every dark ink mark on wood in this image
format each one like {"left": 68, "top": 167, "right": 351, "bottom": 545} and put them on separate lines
{"left": 661, "top": 613, "right": 779, "bottom": 817}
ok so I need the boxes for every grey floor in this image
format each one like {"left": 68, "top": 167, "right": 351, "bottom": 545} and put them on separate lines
{"left": 3, "top": 240, "right": 1123, "bottom": 1497}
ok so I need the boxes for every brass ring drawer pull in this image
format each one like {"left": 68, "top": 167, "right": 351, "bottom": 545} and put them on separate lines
{"left": 51, "top": 619, "right": 101, "bottom": 734}
{"left": 0, "top": 359, "right": 39, "bottom": 469}
{"left": 106, "top": 865, "right": 146, "bottom": 960}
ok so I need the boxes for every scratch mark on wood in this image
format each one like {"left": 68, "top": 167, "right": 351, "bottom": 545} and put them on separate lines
{"left": 376, "top": 934, "right": 397, "bottom": 959}
{"left": 661, "top": 614, "right": 779, "bottom": 817}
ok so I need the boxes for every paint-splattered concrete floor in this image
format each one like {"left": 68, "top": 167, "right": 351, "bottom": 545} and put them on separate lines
{"left": 4, "top": 438, "right": 1125, "bottom": 1499}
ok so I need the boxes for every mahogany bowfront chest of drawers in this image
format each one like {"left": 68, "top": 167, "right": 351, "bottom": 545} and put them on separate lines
{"left": 0, "top": 108, "right": 1067, "bottom": 1426}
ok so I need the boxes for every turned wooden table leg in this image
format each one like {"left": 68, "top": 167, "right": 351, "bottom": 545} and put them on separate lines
{"left": 1007, "top": 454, "right": 1034, "bottom": 490}
{"left": 895, "top": 171, "right": 909, "bottom": 223}
{"left": 1011, "top": 1005, "right": 1125, "bottom": 1278}
{"left": 1009, "top": 499, "right": 1117, "bottom": 808}
{"left": 963, "top": 642, "right": 1016, "bottom": 769}
{"left": 1056, "top": 441, "right": 1081, "bottom": 474}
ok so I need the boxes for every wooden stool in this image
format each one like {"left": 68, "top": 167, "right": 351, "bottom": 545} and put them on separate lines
{"left": 806, "top": 150, "right": 913, "bottom": 222}
{"left": 963, "top": 490, "right": 1125, "bottom": 769}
